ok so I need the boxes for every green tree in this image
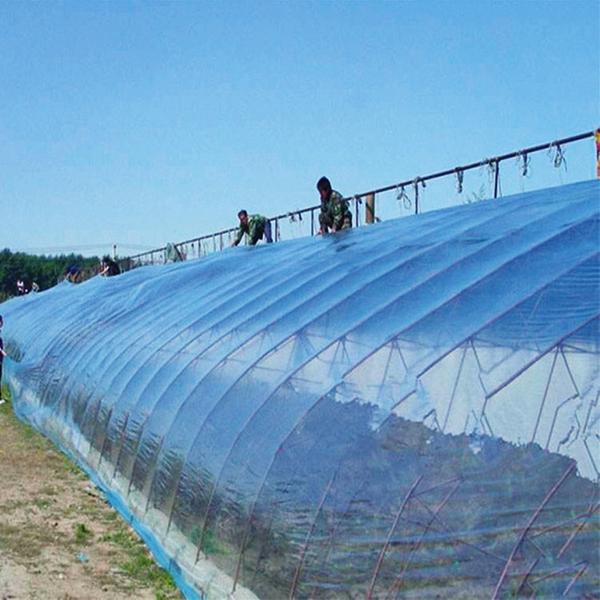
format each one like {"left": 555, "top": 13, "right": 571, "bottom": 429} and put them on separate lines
{"left": 0, "top": 249, "right": 100, "bottom": 300}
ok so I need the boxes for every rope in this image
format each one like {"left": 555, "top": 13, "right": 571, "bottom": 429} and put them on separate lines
{"left": 413, "top": 176, "right": 426, "bottom": 189}
{"left": 396, "top": 185, "right": 411, "bottom": 210}
{"left": 548, "top": 142, "right": 567, "bottom": 170}
{"left": 480, "top": 158, "right": 498, "bottom": 197}
{"left": 455, "top": 168, "right": 464, "bottom": 193}
{"left": 484, "top": 158, "right": 497, "bottom": 181}
{"left": 516, "top": 151, "right": 531, "bottom": 177}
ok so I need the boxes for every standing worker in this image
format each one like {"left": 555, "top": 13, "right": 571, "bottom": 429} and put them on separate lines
{"left": 231, "top": 210, "right": 273, "bottom": 246}
{"left": 317, "top": 176, "right": 352, "bottom": 234}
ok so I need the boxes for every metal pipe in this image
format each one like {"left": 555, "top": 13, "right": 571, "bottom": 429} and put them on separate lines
{"left": 122, "top": 130, "right": 595, "bottom": 264}
{"left": 361, "top": 130, "right": 595, "bottom": 198}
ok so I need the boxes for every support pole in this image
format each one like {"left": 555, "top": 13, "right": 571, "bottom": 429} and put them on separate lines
{"left": 493, "top": 160, "right": 500, "bottom": 199}
{"left": 365, "top": 193, "right": 375, "bottom": 224}
{"left": 414, "top": 185, "right": 419, "bottom": 215}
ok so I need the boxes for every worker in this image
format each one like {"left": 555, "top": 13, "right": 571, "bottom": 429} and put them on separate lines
{"left": 65, "top": 265, "right": 81, "bottom": 283}
{"left": 317, "top": 176, "right": 352, "bottom": 234}
{"left": 99, "top": 256, "right": 121, "bottom": 277}
{"left": 231, "top": 210, "right": 273, "bottom": 246}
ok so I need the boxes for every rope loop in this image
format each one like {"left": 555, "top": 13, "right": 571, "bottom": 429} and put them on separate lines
{"left": 413, "top": 176, "right": 426, "bottom": 192}
{"left": 480, "top": 158, "right": 498, "bottom": 186}
{"left": 455, "top": 168, "right": 464, "bottom": 193}
{"left": 396, "top": 185, "right": 411, "bottom": 210}
{"left": 548, "top": 142, "right": 567, "bottom": 170}
{"left": 516, "top": 151, "right": 530, "bottom": 177}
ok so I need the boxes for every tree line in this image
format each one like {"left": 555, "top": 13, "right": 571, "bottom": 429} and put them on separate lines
{"left": 0, "top": 249, "right": 99, "bottom": 301}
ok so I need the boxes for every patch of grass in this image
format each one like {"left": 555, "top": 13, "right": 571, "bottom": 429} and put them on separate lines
{"left": 39, "top": 485, "right": 59, "bottom": 496}
{"left": 102, "top": 528, "right": 178, "bottom": 598}
{"left": 74, "top": 522, "right": 93, "bottom": 544}
{"left": 0, "top": 500, "right": 28, "bottom": 513}
{"left": 0, "top": 386, "right": 10, "bottom": 416}
{"left": 102, "top": 510, "right": 119, "bottom": 522}
{"left": 0, "top": 521, "right": 57, "bottom": 560}
{"left": 13, "top": 419, "right": 50, "bottom": 450}
{"left": 120, "top": 550, "right": 177, "bottom": 598}
{"left": 101, "top": 529, "right": 137, "bottom": 550}
{"left": 61, "top": 454, "right": 88, "bottom": 479}
{"left": 33, "top": 498, "right": 51, "bottom": 510}
{"left": 0, "top": 392, "right": 50, "bottom": 451}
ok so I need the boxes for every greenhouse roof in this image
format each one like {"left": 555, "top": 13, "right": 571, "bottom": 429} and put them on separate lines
{"left": 2, "top": 179, "right": 599, "bottom": 599}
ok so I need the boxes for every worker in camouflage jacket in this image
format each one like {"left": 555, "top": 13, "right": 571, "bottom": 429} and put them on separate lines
{"left": 317, "top": 176, "right": 352, "bottom": 234}
{"left": 232, "top": 210, "right": 273, "bottom": 246}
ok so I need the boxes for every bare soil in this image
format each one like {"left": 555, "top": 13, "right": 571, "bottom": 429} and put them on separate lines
{"left": 0, "top": 387, "right": 182, "bottom": 600}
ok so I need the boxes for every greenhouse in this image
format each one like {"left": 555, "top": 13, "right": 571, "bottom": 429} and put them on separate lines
{"left": 2, "top": 179, "right": 598, "bottom": 599}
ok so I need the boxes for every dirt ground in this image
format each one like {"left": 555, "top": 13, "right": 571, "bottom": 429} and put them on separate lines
{"left": 0, "top": 386, "right": 183, "bottom": 600}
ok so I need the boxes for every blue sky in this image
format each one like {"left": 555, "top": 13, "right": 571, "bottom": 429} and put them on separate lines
{"left": 1, "top": 0, "right": 598, "bottom": 257}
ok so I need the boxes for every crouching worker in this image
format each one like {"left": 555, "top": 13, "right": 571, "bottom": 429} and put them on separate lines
{"left": 317, "top": 176, "right": 352, "bottom": 234}
{"left": 231, "top": 210, "right": 273, "bottom": 246}
{"left": 99, "top": 256, "right": 121, "bottom": 276}
{"left": 65, "top": 264, "right": 81, "bottom": 283}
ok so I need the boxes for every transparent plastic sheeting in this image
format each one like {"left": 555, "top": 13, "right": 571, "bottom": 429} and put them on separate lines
{"left": 2, "top": 180, "right": 599, "bottom": 599}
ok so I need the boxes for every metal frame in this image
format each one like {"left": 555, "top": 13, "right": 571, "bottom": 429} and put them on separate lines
{"left": 120, "top": 130, "right": 596, "bottom": 270}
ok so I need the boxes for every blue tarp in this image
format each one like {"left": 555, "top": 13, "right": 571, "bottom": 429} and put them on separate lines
{"left": 2, "top": 179, "right": 599, "bottom": 598}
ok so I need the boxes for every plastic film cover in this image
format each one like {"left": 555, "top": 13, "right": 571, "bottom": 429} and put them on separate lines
{"left": 2, "top": 180, "right": 599, "bottom": 599}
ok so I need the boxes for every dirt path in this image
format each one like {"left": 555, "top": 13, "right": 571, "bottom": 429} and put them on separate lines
{"left": 0, "top": 387, "right": 183, "bottom": 600}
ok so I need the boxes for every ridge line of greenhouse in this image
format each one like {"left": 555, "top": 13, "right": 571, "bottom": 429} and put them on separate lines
{"left": 120, "top": 128, "right": 597, "bottom": 270}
